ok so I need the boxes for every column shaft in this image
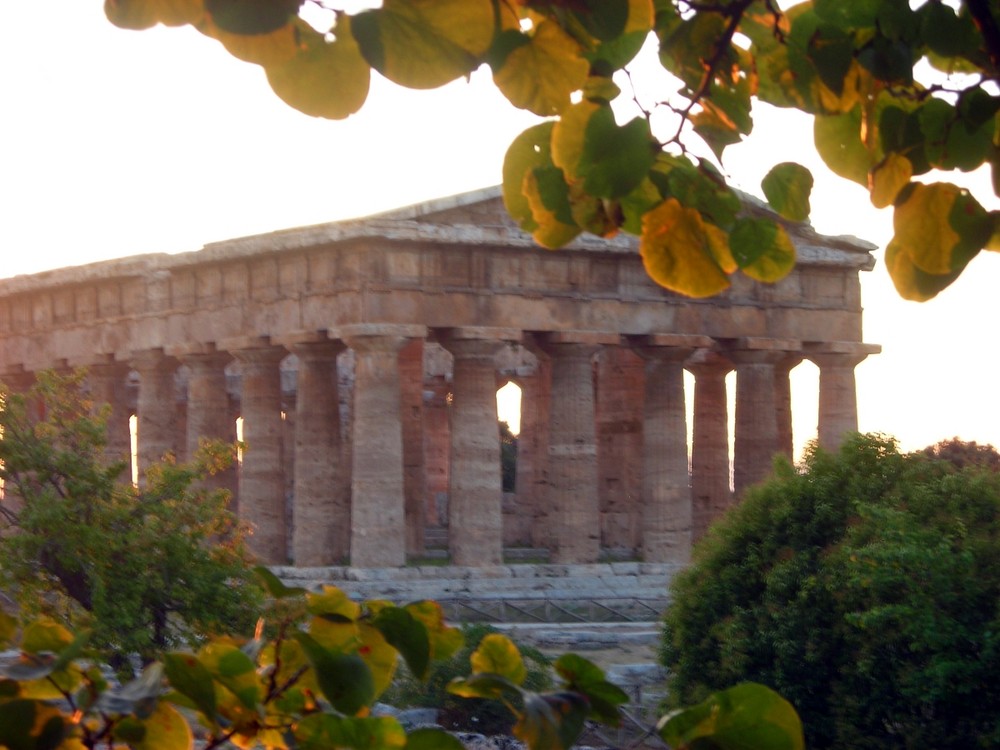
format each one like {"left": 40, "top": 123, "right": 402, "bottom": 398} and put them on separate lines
{"left": 732, "top": 350, "right": 784, "bottom": 496}
{"left": 813, "top": 353, "right": 866, "bottom": 450}
{"left": 399, "top": 339, "right": 427, "bottom": 557}
{"left": 443, "top": 337, "right": 504, "bottom": 566}
{"left": 233, "top": 347, "right": 287, "bottom": 564}
{"left": 291, "top": 342, "right": 347, "bottom": 566}
{"left": 87, "top": 361, "right": 132, "bottom": 470}
{"left": 689, "top": 356, "right": 733, "bottom": 540}
{"left": 131, "top": 350, "right": 178, "bottom": 478}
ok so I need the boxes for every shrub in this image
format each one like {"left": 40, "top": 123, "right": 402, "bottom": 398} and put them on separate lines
{"left": 661, "top": 434, "right": 1000, "bottom": 750}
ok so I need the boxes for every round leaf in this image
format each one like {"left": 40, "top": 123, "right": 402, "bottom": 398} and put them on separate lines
{"left": 761, "top": 162, "right": 814, "bottom": 222}
{"left": 204, "top": 0, "right": 301, "bottom": 36}
{"left": 470, "top": 633, "right": 526, "bottom": 685}
{"left": 729, "top": 217, "right": 796, "bottom": 282}
{"left": 640, "top": 198, "right": 732, "bottom": 297}
{"left": 869, "top": 153, "right": 912, "bottom": 208}
{"left": 163, "top": 652, "right": 217, "bottom": 721}
{"left": 492, "top": 21, "right": 589, "bottom": 116}
{"left": 135, "top": 702, "right": 193, "bottom": 750}
{"left": 503, "top": 122, "right": 557, "bottom": 233}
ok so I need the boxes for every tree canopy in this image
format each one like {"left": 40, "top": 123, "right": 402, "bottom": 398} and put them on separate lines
{"left": 104, "top": 0, "right": 999, "bottom": 300}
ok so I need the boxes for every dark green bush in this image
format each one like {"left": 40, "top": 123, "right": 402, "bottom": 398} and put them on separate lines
{"left": 385, "top": 623, "right": 551, "bottom": 734}
{"left": 661, "top": 434, "right": 1000, "bottom": 750}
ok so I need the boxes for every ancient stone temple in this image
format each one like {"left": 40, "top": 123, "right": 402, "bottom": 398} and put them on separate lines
{"left": 0, "top": 187, "right": 878, "bottom": 568}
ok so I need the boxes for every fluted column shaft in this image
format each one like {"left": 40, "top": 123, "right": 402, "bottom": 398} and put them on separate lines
{"left": 398, "top": 339, "right": 427, "bottom": 557}
{"left": 87, "top": 360, "right": 132, "bottom": 470}
{"left": 291, "top": 341, "right": 347, "bottom": 566}
{"left": 688, "top": 355, "right": 732, "bottom": 539}
{"left": 131, "top": 349, "right": 178, "bottom": 478}
{"left": 813, "top": 352, "right": 866, "bottom": 450}
{"left": 731, "top": 350, "right": 785, "bottom": 496}
{"left": 638, "top": 348, "right": 692, "bottom": 563}
{"left": 545, "top": 342, "right": 601, "bottom": 564}
{"left": 345, "top": 332, "right": 414, "bottom": 567}
{"left": 441, "top": 336, "right": 505, "bottom": 566}
{"left": 181, "top": 351, "right": 237, "bottom": 501}
{"left": 232, "top": 346, "right": 287, "bottom": 564}
{"left": 775, "top": 355, "right": 803, "bottom": 460}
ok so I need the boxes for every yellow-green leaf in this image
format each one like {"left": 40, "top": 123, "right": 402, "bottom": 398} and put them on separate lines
{"left": 492, "top": 21, "right": 589, "bottom": 116}
{"left": 358, "top": 624, "right": 398, "bottom": 699}
{"left": 514, "top": 691, "right": 589, "bottom": 750}
{"left": 587, "top": 0, "right": 655, "bottom": 71}
{"left": 295, "top": 714, "right": 407, "bottom": 750}
{"left": 893, "top": 182, "right": 964, "bottom": 274}
{"left": 729, "top": 217, "right": 796, "bottom": 282}
{"left": 203, "top": 18, "right": 299, "bottom": 67}
{"left": 761, "top": 162, "right": 814, "bottom": 222}
{"left": 503, "top": 123, "right": 557, "bottom": 233}
{"left": 405, "top": 601, "right": 463, "bottom": 662}
{"left": 524, "top": 169, "right": 582, "bottom": 248}
{"left": 640, "top": 198, "right": 731, "bottom": 297}
{"left": 352, "top": 0, "right": 494, "bottom": 89}
{"left": 163, "top": 653, "right": 217, "bottom": 722}
{"left": 884, "top": 238, "right": 963, "bottom": 301}
{"left": 266, "top": 19, "right": 370, "bottom": 120}
{"left": 869, "top": 153, "right": 912, "bottom": 208}
{"left": 21, "top": 620, "right": 73, "bottom": 655}
{"left": 136, "top": 702, "right": 193, "bottom": 750}
{"left": 307, "top": 584, "right": 361, "bottom": 621}
{"left": 814, "top": 105, "right": 875, "bottom": 185}
{"left": 470, "top": 634, "right": 527, "bottom": 685}
{"left": 204, "top": 0, "right": 301, "bottom": 36}
{"left": 199, "top": 640, "right": 261, "bottom": 710}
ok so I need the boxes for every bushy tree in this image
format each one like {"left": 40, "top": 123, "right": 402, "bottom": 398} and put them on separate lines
{"left": 103, "top": 0, "right": 1000, "bottom": 300}
{"left": 661, "top": 434, "right": 1000, "bottom": 749}
{"left": 0, "top": 370, "right": 261, "bottom": 670}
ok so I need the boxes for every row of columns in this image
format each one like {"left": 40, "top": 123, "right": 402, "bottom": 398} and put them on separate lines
{"left": 7, "top": 327, "right": 874, "bottom": 568}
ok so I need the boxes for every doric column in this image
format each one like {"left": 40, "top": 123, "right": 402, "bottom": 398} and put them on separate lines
{"left": 439, "top": 328, "right": 519, "bottom": 566}
{"left": 336, "top": 324, "right": 427, "bottom": 568}
{"left": 809, "top": 344, "right": 879, "bottom": 450}
{"left": 633, "top": 334, "right": 711, "bottom": 563}
{"left": 130, "top": 349, "right": 178, "bottom": 478}
{"left": 535, "top": 332, "right": 617, "bottom": 564}
{"left": 774, "top": 354, "right": 803, "bottom": 460}
{"left": 226, "top": 340, "right": 288, "bottom": 564}
{"left": 398, "top": 338, "right": 427, "bottom": 558}
{"left": 512, "top": 356, "right": 552, "bottom": 550}
{"left": 729, "top": 339, "right": 801, "bottom": 497}
{"left": 172, "top": 346, "right": 237, "bottom": 503}
{"left": 595, "top": 346, "right": 644, "bottom": 554}
{"left": 287, "top": 337, "right": 347, "bottom": 566}
{"left": 86, "top": 357, "right": 132, "bottom": 470}
{"left": 687, "top": 350, "right": 733, "bottom": 540}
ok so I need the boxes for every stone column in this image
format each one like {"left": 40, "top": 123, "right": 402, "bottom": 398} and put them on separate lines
{"left": 130, "top": 349, "right": 178, "bottom": 478}
{"left": 536, "top": 332, "right": 616, "bottom": 564}
{"left": 0, "top": 368, "right": 36, "bottom": 518}
{"left": 774, "top": 354, "right": 803, "bottom": 460}
{"left": 288, "top": 338, "right": 347, "bottom": 566}
{"left": 440, "top": 329, "right": 518, "bottom": 566}
{"left": 688, "top": 351, "right": 733, "bottom": 540}
{"left": 730, "top": 341, "right": 800, "bottom": 497}
{"left": 337, "top": 324, "right": 427, "bottom": 568}
{"left": 398, "top": 338, "right": 427, "bottom": 558}
{"left": 87, "top": 358, "right": 133, "bottom": 470}
{"left": 811, "top": 346, "right": 878, "bottom": 450}
{"left": 228, "top": 342, "right": 287, "bottom": 564}
{"left": 176, "top": 347, "right": 237, "bottom": 504}
{"left": 633, "top": 335, "right": 710, "bottom": 563}
{"left": 512, "top": 356, "right": 552, "bottom": 550}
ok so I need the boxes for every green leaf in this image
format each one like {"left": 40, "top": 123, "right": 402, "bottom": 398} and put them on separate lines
{"left": 581, "top": 110, "right": 656, "bottom": 198}
{"left": 869, "top": 153, "right": 912, "bottom": 208}
{"left": 492, "top": 21, "right": 589, "bottom": 116}
{"left": 814, "top": 106, "right": 874, "bottom": 185}
{"left": 352, "top": 0, "right": 495, "bottom": 89}
{"left": 920, "top": 2, "right": 981, "bottom": 58}
{"left": 0, "top": 700, "right": 66, "bottom": 750}
{"left": 806, "top": 24, "right": 854, "bottom": 96}
{"left": 104, "top": 0, "right": 202, "bottom": 30}
{"left": 447, "top": 672, "right": 523, "bottom": 702}
{"left": 813, "top": 0, "right": 881, "bottom": 27}
{"left": 470, "top": 633, "right": 527, "bottom": 685}
{"left": 585, "top": 0, "right": 654, "bottom": 72}
{"left": 21, "top": 620, "right": 73, "bottom": 655}
{"left": 553, "top": 653, "right": 628, "bottom": 725}
{"left": 729, "top": 218, "right": 796, "bottom": 283}
{"left": 163, "top": 653, "right": 218, "bottom": 722}
{"left": 405, "top": 727, "right": 465, "bottom": 750}
{"left": 514, "top": 691, "right": 589, "bottom": 750}
{"left": 199, "top": 641, "right": 260, "bottom": 709}
{"left": 761, "top": 162, "right": 814, "bottom": 222}
{"left": 640, "top": 198, "right": 733, "bottom": 297}
{"left": 204, "top": 0, "right": 301, "bottom": 35}
{"left": 523, "top": 168, "right": 582, "bottom": 248}
{"left": 0, "top": 611, "right": 18, "bottom": 650}
{"left": 884, "top": 238, "right": 964, "bottom": 301}
{"left": 371, "top": 606, "right": 431, "bottom": 680}
{"left": 892, "top": 182, "right": 987, "bottom": 275}
{"left": 265, "top": 19, "right": 370, "bottom": 120}
{"left": 253, "top": 565, "right": 306, "bottom": 599}
{"left": 657, "top": 682, "right": 804, "bottom": 750}
{"left": 295, "top": 714, "right": 407, "bottom": 750}
{"left": 307, "top": 585, "right": 361, "bottom": 621}
{"left": 134, "top": 701, "right": 193, "bottom": 750}
{"left": 569, "top": 0, "right": 629, "bottom": 41}
{"left": 294, "top": 632, "right": 375, "bottom": 715}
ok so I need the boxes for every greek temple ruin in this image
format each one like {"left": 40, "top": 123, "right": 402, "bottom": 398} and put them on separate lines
{"left": 0, "top": 187, "right": 879, "bottom": 569}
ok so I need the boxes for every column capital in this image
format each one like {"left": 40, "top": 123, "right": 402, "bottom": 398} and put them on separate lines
{"left": 685, "top": 349, "right": 733, "bottom": 376}
{"left": 130, "top": 348, "right": 178, "bottom": 373}
{"left": 334, "top": 324, "right": 427, "bottom": 355}
{"left": 228, "top": 344, "right": 288, "bottom": 367}
{"left": 287, "top": 338, "right": 346, "bottom": 363}
{"left": 806, "top": 342, "right": 881, "bottom": 369}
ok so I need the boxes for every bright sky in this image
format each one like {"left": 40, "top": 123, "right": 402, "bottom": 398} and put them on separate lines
{"left": 2, "top": 2, "right": 999, "bottom": 456}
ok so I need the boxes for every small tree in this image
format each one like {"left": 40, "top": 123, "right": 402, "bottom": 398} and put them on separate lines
{"left": 0, "top": 370, "right": 261, "bottom": 670}
{"left": 662, "top": 434, "right": 1000, "bottom": 749}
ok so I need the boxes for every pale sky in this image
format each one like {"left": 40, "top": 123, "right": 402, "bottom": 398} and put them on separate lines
{"left": 2, "top": 2, "right": 999, "bottom": 456}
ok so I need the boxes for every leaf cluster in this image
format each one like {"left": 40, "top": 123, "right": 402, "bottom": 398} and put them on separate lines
{"left": 105, "top": 0, "right": 999, "bottom": 301}
{"left": 0, "top": 580, "right": 803, "bottom": 750}
{"left": 0, "top": 370, "right": 261, "bottom": 668}
{"left": 662, "top": 433, "right": 1000, "bottom": 749}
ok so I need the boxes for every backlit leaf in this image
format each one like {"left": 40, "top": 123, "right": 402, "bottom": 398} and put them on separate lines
{"left": 135, "top": 702, "right": 193, "bottom": 750}
{"left": 357, "top": 624, "right": 398, "bottom": 698}
{"left": 352, "top": 0, "right": 494, "bottom": 89}
{"left": 869, "top": 153, "right": 912, "bottom": 208}
{"left": 514, "top": 691, "right": 589, "bottom": 750}
{"left": 0, "top": 699, "right": 67, "bottom": 750}
{"left": 761, "top": 162, "right": 813, "bottom": 222}
{"left": 163, "top": 653, "right": 217, "bottom": 721}
{"left": 371, "top": 606, "right": 430, "bottom": 680}
{"left": 729, "top": 218, "right": 796, "bottom": 282}
{"left": 503, "top": 123, "right": 557, "bottom": 233}
{"left": 492, "top": 21, "right": 589, "bottom": 116}
{"left": 204, "top": 17, "right": 299, "bottom": 67}
{"left": 294, "top": 632, "right": 374, "bottom": 715}
{"left": 884, "top": 238, "right": 963, "bottom": 301}
{"left": 205, "top": 0, "right": 301, "bottom": 36}
{"left": 586, "top": 0, "right": 654, "bottom": 71}
{"left": 640, "top": 198, "right": 731, "bottom": 297}
{"left": 657, "top": 682, "right": 804, "bottom": 750}
{"left": 105, "top": 0, "right": 202, "bottom": 29}
{"left": 523, "top": 168, "right": 582, "bottom": 248}
{"left": 253, "top": 565, "right": 306, "bottom": 599}
{"left": 198, "top": 641, "right": 261, "bottom": 709}
{"left": 307, "top": 585, "right": 361, "bottom": 621}
{"left": 813, "top": 0, "right": 881, "bottom": 28}
{"left": 447, "top": 672, "right": 523, "bottom": 702}
{"left": 893, "top": 182, "right": 986, "bottom": 275}
{"left": 470, "top": 633, "right": 526, "bottom": 685}
{"left": 405, "top": 600, "right": 463, "bottom": 661}
{"left": 266, "top": 19, "right": 370, "bottom": 120}
{"left": 691, "top": 105, "right": 743, "bottom": 162}
{"left": 814, "top": 106, "right": 874, "bottom": 185}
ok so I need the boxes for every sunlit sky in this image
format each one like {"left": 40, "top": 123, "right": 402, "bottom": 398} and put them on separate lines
{"left": 2, "top": 2, "right": 999, "bottom": 457}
